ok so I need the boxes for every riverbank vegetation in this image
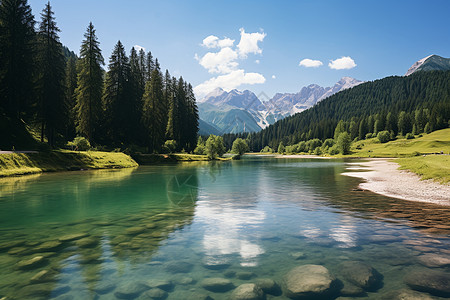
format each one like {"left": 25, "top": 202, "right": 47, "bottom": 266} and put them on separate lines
{"left": 397, "top": 155, "right": 450, "bottom": 184}
{"left": 0, "top": 151, "right": 138, "bottom": 177}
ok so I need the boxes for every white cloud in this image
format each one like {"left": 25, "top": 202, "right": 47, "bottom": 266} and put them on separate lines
{"left": 328, "top": 56, "right": 357, "bottom": 70}
{"left": 255, "top": 59, "right": 260, "bottom": 64}
{"left": 194, "top": 69, "right": 266, "bottom": 97}
{"left": 197, "top": 47, "right": 239, "bottom": 74}
{"left": 133, "top": 45, "right": 146, "bottom": 52}
{"left": 272, "top": 75, "right": 276, "bottom": 79}
{"left": 299, "top": 58, "right": 323, "bottom": 68}
{"left": 202, "top": 35, "right": 235, "bottom": 48}
{"left": 237, "top": 28, "right": 266, "bottom": 58}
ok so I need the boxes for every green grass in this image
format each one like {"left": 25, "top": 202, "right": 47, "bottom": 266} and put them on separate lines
{"left": 397, "top": 155, "right": 450, "bottom": 184}
{"left": 349, "top": 128, "right": 450, "bottom": 157}
{"left": 0, "top": 150, "right": 138, "bottom": 177}
{"left": 132, "top": 153, "right": 233, "bottom": 164}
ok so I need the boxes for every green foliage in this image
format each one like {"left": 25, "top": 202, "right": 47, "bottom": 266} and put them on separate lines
{"left": 336, "top": 132, "right": 351, "bottom": 154}
{"left": 397, "top": 155, "right": 450, "bottom": 184}
{"left": 328, "top": 145, "right": 340, "bottom": 155}
{"left": 67, "top": 136, "right": 91, "bottom": 151}
{"left": 377, "top": 130, "right": 391, "bottom": 143}
{"left": 163, "top": 140, "right": 177, "bottom": 153}
{"left": 194, "top": 137, "right": 206, "bottom": 155}
{"left": 260, "top": 146, "right": 273, "bottom": 153}
{"left": 231, "top": 138, "right": 249, "bottom": 155}
{"left": 306, "top": 138, "right": 322, "bottom": 152}
{"left": 74, "top": 22, "right": 104, "bottom": 143}
{"left": 313, "top": 147, "right": 322, "bottom": 155}
{"left": 406, "top": 133, "right": 415, "bottom": 139}
{"left": 205, "top": 135, "right": 225, "bottom": 159}
{"left": 365, "top": 133, "right": 373, "bottom": 139}
{"left": 278, "top": 142, "right": 285, "bottom": 154}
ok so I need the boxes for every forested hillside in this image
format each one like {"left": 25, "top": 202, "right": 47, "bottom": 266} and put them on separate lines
{"left": 239, "top": 71, "right": 450, "bottom": 151}
{"left": 0, "top": 0, "right": 198, "bottom": 152}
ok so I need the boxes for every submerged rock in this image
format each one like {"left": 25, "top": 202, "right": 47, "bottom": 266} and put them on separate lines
{"left": 418, "top": 253, "right": 450, "bottom": 267}
{"left": 165, "top": 261, "right": 193, "bottom": 273}
{"left": 0, "top": 240, "right": 26, "bottom": 252}
{"left": 339, "top": 280, "right": 365, "bottom": 297}
{"left": 58, "top": 233, "right": 88, "bottom": 242}
{"left": 231, "top": 283, "right": 265, "bottom": 300}
{"left": 405, "top": 269, "right": 450, "bottom": 297}
{"left": 255, "top": 278, "right": 280, "bottom": 295}
{"left": 236, "top": 271, "right": 255, "bottom": 280}
{"left": 17, "top": 256, "right": 47, "bottom": 270}
{"left": 75, "top": 237, "right": 99, "bottom": 248}
{"left": 339, "top": 261, "right": 383, "bottom": 291}
{"left": 30, "top": 269, "right": 57, "bottom": 283}
{"left": 283, "top": 264, "right": 338, "bottom": 299}
{"left": 178, "top": 277, "right": 195, "bottom": 285}
{"left": 201, "top": 277, "right": 234, "bottom": 292}
{"left": 114, "top": 282, "right": 149, "bottom": 299}
{"left": 146, "top": 279, "right": 173, "bottom": 291}
{"left": 379, "top": 288, "right": 437, "bottom": 300}
{"left": 34, "top": 240, "right": 62, "bottom": 252}
{"left": 94, "top": 282, "right": 116, "bottom": 294}
{"left": 125, "top": 227, "right": 147, "bottom": 235}
{"left": 138, "top": 288, "right": 168, "bottom": 300}
{"left": 289, "top": 252, "right": 307, "bottom": 260}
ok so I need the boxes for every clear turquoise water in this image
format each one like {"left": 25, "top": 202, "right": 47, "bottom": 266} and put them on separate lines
{"left": 0, "top": 156, "right": 449, "bottom": 299}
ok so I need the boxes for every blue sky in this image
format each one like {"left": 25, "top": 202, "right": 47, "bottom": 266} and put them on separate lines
{"left": 29, "top": 0, "right": 450, "bottom": 98}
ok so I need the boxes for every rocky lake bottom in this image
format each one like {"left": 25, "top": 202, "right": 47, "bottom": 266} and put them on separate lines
{"left": 0, "top": 158, "right": 449, "bottom": 299}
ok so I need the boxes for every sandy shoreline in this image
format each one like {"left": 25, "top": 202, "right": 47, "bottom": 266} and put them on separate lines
{"left": 342, "top": 159, "right": 450, "bottom": 206}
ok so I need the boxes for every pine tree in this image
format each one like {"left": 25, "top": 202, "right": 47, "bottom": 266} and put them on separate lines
{"left": 103, "top": 40, "right": 130, "bottom": 144}
{"left": 165, "top": 71, "right": 176, "bottom": 140}
{"left": 146, "top": 51, "right": 155, "bottom": 82}
{"left": 0, "top": 0, "right": 35, "bottom": 119}
{"left": 64, "top": 55, "right": 77, "bottom": 139}
{"left": 358, "top": 117, "right": 367, "bottom": 140}
{"left": 35, "top": 1, "right": 66, "bottom": 146}
{"left": 74, "top": 22, "right": 104, "bottom": 143}
{"left": 142, "top": 63, "right": 165, "bottom": 152}
{"left": 129, "top": 47, "right": 145, "bottom": 143}
{"left": 185, "top": 83, "right": 199, "bottom": 151}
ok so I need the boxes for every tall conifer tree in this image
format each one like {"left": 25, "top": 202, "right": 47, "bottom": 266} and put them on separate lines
{"left": 103, "top": 40, "right": 130, "bottom": 144}
{"left": 74, "top": 22, "right": 104, "bottom": 143}
{"left": 36, "top": 1, "right": 66, "bottom": 146}
{"left": 64, "top": 55, "right": 77, "bottom": 139}
{"left": 0, "top": 0, "right": 35, "bottom": 119}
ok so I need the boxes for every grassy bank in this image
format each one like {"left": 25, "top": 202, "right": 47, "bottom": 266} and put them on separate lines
{"left": 0, "top": 150, "right": 138, "bottom": 177}
{"left": 397, "top": 155, "right": 450, "bottom": 184}
{"left": 132, "top": 153, "right": 233, "bottom": 164}
{"left": 349, "top": 128, "right": 450, "bottom": 157}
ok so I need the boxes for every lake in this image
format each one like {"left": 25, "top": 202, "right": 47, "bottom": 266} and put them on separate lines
{"left": 0, "top": 156, "right": 449, "bottom": 299}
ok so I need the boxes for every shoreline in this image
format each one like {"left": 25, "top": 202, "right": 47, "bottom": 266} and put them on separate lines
{"left": 342, "top": 159, "right": 450, "bottom": 206}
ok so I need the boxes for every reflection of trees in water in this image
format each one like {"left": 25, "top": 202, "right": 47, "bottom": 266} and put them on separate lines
{"left": 0, "top": 173, "right": 42, "bottom": 197}
{"left": 1, "top": 170, "right": 199, "bottom": 299}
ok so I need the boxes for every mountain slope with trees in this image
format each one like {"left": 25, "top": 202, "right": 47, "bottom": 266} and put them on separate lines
{"left": 242, "top": 70, "right": 450, "bottom": 151}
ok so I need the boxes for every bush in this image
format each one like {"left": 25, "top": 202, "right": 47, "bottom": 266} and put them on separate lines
{"left": 67, "top": 136, "right": 91, "bottom": 151}
{"left": 313, "top": 146, "right": 322, "bottom": 155}
{"left": 231, "top": 138, "right": 249, "bottom": 155}
{"left": 163, "top": 140, "right": 177, "bottom": 153}
{"left": 329, "top": 145, "right": 340, "bottom": 155}
{"left": 278, "top": 142, "right": 285, "bottom": 154}
{"left": 365, "top": 133, "right": 373, "bottom": 139}
{"left": 306, "top": 139, "right": 322, "bottom": 153}
{"left": 377, "top": 130, "right": 391, "bottom": 143}
{"left": 412, "top": 151, "right": 421, "bottom": 156}
{"left": 194, "top": 137, "right": 206, "bottom": 155}
{"left": 260, "top": 146, "right": 272, "bottom": 153}
{"left": 406, "top": 133, "right": 415, "bottom": 139}
{"left": 322, "top": 138, "right": 334, "bottom": 148}
{"left": 205, "top": 135, "right": 225, "bottom": 159}
{"left": 336, "top": 132, "right": 351, "bottom": 155}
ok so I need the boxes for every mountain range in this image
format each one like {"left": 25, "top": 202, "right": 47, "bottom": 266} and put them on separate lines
{"left": 198, "top": 54, "right": 450, "bottom": 135}
{"left": 198, "top": 77, "right": 363, "bottom": 134}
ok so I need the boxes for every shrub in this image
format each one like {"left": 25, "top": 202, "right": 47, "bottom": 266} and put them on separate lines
{"left": 306, "top": 139, "right": 322, "bottom": 152}
{"left": 231, "top": 138, "right": 249, "bottom": 155}
{"left": 365, "top": 133, "right": 373, "bottom": 139}
{"left": 329, "top": 145, "right": 340, "bottom": 155}
{"left": 205, "top": 135, "right": 225, "bottom": 159}
{"left": 406, "top": 133, "right": 415, "bottom": 139}
{"left": 336, "top": 132, "right": 351, "bottom": 155}
{"left": 377, "top": 131, "right": 391, "bottom": 143}
{"left": 194, "top": 137, "right": 206, "bottom": 155}
{"left": 163, "top": 140, "right": 177, "bottom": 153}
{"left": 313, "top": 146, "right": 322, "bottom": 155}
{"left": 278, "top": 142, "right": 285, "bottom": 154}
{"left": 260, "top": 146, "right": 272, "bottom": 153}
{"left": 323, "top": 138, "right": 334, "bottom": 148}
{"left": 67, "top": 136, "right": 91, "bottom": 151}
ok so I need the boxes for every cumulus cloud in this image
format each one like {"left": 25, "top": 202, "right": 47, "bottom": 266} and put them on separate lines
{"left": 195, "top": 29, "right": 267, "bottom": 97}
{"left": 299, "top": 58, "right": 323, "bottom": 68}
{"left": 237, "top": 28, "right": 266, "bottom": 58}
{"left": 133, "top": 45, "right": 146, "bottom": 52}
{"left": 194, "top": 69, "right": 266, "bottom": 97}
{"left": 328, "top": 56, "right": 357, "bottom": 70}
{"left": 202, "top": 35, "right": 235, "bottom": 48}
{"left": 196, "top": 47, "right": 238, "bottom": 74}
{"left": 272, "top": 75, "right": 276, "bottom": 79}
